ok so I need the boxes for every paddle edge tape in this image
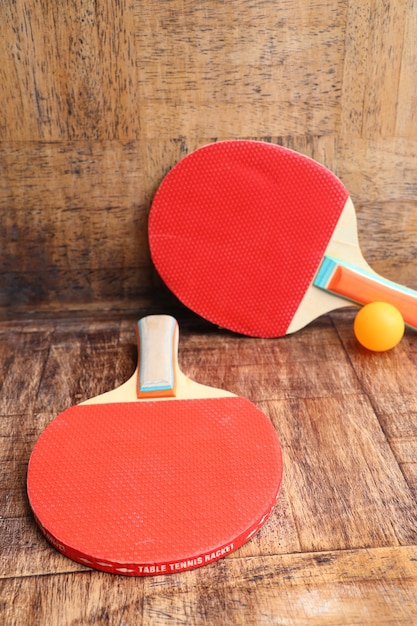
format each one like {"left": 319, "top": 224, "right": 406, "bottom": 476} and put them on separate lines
{"left": 29, "top": 487, "right": 281, "bottom": 576}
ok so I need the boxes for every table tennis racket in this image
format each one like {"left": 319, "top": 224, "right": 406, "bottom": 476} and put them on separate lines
{"left": 148, "top": 140, "right": 417, "bottom": 337}
{"left": 27, "top": 315, "right": 282, "bottom": 576}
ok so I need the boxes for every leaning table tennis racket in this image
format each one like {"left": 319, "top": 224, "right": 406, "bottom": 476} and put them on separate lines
{"left": 149, "top": 140, "right": 417, "bottom": 337}
{"left": 27, "top": 315, "right": 282, "bottom": 576}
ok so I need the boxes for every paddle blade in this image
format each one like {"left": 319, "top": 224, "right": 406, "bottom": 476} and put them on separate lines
{"left": 149, "top": 141, "right": 349, "bottom": 337}
{"left": 27, "top": 397, "right": 282, "bottom": 575}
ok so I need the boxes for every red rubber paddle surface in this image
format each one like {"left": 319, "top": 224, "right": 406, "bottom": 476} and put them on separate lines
{"left": 149, "top": 141, "right": 349, "bottom": 337}
{"left": 27, "top": 397, "right": 282, "bottom": 576}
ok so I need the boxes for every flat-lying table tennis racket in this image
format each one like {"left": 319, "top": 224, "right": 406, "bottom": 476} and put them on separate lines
{"left": 27, "top": 315, "right": 282, "bottom": 576}
{"left": 148, "top": 140, "right": 417, "bottom": 337}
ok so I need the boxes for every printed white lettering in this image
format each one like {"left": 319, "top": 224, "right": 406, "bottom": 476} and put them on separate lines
{"left": 168, "top": 557, "right": 203, "bottom": 571}
{"left": 204, "top": 543, "right": 234, "bottom": 562}
{"left": 137, "top": 564, "right": 167, "bottom": 574}
{"left": 43, "top": 530, "right": 66, "bottom": 553}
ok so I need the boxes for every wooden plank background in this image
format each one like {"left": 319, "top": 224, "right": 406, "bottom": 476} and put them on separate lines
{"left": 1, "top": 0, "right": 417, "bottom": 317}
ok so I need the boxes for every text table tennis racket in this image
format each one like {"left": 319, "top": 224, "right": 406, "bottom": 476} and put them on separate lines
{"left": 27, "top": 315, "right": 282, "bottom": 576}
{"left": 148, "top": 140, "right": 417, "bottom": 337}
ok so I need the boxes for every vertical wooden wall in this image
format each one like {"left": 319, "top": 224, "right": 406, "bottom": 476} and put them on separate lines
{"left": 1, "top": 0, "right": 416, "bottom": 317}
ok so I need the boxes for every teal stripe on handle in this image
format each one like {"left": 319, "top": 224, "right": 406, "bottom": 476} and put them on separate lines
{"left": 314, "top": 256, "right": 338, "bottom": 289}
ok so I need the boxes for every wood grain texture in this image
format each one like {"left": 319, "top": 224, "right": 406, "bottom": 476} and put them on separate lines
{"left": 1, "top": 0, "right": 417, "bottom": 316}
{"left": 0, "top": 0, "right": 138, "bottom": 140}
{"left": 135, "top": 0, "right": 346, "bottom": 139}
{"left": 1, "top": 313, "right": 416, "bottom": 624}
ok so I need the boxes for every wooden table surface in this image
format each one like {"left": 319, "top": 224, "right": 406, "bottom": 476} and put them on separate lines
{"left": 1, "top": 309, "right": 416, "bottom": 625}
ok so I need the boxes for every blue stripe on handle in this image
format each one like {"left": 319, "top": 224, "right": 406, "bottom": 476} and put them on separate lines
{"left": 314, "top": 256, "right": 338, "bottom": 289}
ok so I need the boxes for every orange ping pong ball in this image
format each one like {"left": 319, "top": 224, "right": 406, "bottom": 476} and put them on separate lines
{"left": 353, "top": 302, "right": 405, "bottom": 352}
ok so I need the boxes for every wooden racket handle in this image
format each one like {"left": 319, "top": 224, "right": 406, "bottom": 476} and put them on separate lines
{"left": 136, "top": 315, "right": 178, "bottom": 398}
{"left": 314, "top": 256, "right": 417, "bottom": 329}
